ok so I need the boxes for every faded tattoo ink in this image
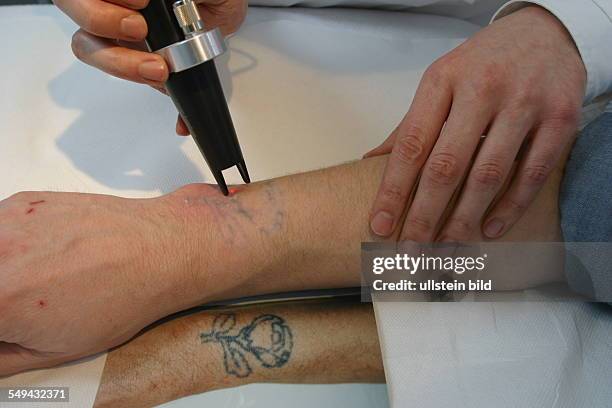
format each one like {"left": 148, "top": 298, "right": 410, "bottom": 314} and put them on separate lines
{"left": 200, "top": 313, "right": 293, "bottom": 378}
{"left": 184, "top": 181, "right": 286, "bottom": 244}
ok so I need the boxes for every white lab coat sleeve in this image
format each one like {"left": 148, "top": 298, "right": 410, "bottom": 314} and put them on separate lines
{"left": 492, "top": 0, "right": 612, "bottom": 103}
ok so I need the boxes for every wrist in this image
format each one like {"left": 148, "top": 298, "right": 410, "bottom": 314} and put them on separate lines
{"left": 520, "top": 5, "right": 575, "bottom": 44}
{"left": 508, "top": 6, "right": 585, "bottom": 76}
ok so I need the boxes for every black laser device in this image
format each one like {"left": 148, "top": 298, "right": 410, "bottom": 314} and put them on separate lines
{"left": 141, "top": 0, "right": 250, "bottom": 195}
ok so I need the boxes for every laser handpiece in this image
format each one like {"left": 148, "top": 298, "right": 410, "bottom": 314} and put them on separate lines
{"left": 141, "top": 0, "right": 250, "bottom": 195}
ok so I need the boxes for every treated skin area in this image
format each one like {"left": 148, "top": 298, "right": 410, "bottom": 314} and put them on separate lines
{"left": 180, "top": 182, "right": 286, "bottom": 246}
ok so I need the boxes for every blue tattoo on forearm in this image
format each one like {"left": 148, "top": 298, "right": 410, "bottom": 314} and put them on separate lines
{"left": 201, "top": 313, "right": 293, "bottom": 378}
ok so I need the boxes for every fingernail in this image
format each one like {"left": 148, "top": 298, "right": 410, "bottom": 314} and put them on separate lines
{"left": 484, "top": 219, "right": 505, "bottom": 238}
{"left": 121, "top": 14, "right": 147, "bottom": 39}
{"left": 139, "top": 61, "right": 167, "bottom": 82}
{"left": 371, "top": 211, "right": 394, "bottom": 236}
{"left": 176, "top": 120, "right": 190, "bottom": 136}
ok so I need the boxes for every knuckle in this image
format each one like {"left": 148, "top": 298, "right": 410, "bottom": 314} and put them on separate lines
{"left": 81, "top": 8, "right": 106, "bottom": 36}
{"left": 102, "top": 52, "right": 125, "bottom": 78}
{"left": 464, "top": 67, "right": 500, "bottom": 100}
{"left": 472, "top": 160, "right": 505, "bottom": 190}
{"left": 80, "top": 9, "right": 96, "bottom": 33}
{"left": 471, "top": 80, "right": 496, "bottom": 100}
{"left": 501, "top": 105, "right": 534, "bottom": 125}
{"left": 481, "top": 62, "right": 502, "bottom": 84}
{"left": 380, "top": 181, "right": 408, "bottom": 205}
{"left": 546, "top": 103, "right": 580, "bottom": 128}
{"left": 523, "top": 162, "right": 551, "bottom": 186}
{"left": 425, "top": 151, "right": 461, "bottom": 187}
{"left": 394, "top": 127, "right": 427, "bottom": 165}
{"left": 219, "top": 2, "right": 247, "bottom": 34}
{"left": 424, "top": 61, "right": 449, "bottom": 83}
{"left": 511, "top": 87, "right": 539, "bottom": 109}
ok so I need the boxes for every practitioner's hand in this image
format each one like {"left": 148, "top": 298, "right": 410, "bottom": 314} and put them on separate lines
{"left": 0, "top": 186, "right": 227, "bottom": 376}
{"left": 54, "top": 0, "right": 247, "bottom": 135}
{"left": 367, "top": 6, "right": 585, "bottom": 242}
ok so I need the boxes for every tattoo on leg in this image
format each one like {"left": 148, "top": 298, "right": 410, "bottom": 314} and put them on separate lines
{"left": 200, "top": 313, "right": 293, "bottom": 378}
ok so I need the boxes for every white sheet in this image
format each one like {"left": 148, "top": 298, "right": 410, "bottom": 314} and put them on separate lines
{"left": 1, "top": 5, "right": 610, "bottom": 408}
{"left": 375, "top": 301, "right": 612, "bottom": 407}
{"left": 0, "top": 355, "right": 107, "bottom": 408}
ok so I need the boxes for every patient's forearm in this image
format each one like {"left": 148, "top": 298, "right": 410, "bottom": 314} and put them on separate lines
{"left": 94, "top": 301, "right": 382, "bottom": 408}
{"left": 174, "top": 155, "right": 561, "bottom": 308}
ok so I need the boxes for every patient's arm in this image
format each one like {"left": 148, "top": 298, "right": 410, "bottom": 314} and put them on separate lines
{"left": 0, "top": 154, "right": 563, "bottom": 375}
{"left": 94, "top": 300, "right": 382, "bottom": 408}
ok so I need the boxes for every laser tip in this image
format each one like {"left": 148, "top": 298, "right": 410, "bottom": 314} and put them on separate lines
{"left": 237, "top": 160, "right": 251, "bottom": 184}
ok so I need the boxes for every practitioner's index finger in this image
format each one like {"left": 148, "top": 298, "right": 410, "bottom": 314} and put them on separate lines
{"left": 55, "top": 0, "right": 148, "bottom": 41}
{"left": 369, "top": 69, "right": 452, "bottom": 237}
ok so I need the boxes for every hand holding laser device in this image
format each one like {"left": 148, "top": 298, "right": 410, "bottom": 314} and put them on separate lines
{"left": 56, "top": 0, "right": 250, "bottom": 195}
{"left": 142, "top": 0, "right": 250, "bottom": 195}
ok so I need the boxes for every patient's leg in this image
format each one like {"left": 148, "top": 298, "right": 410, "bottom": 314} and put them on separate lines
{"left": 95, "top": 300, "right": 382, "bottom": 408}
{"left": 93, "top": 155, "right": 566, "bottom": 407}
{"left": 177, "top": 153, "right": 564, "bottom": 305}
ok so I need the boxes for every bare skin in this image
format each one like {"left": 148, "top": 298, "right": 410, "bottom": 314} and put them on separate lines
{"left": 0, "top": 153, "right": 563, "bottom": 376}
{"left": 368, "top": 6, "right": 585, "bottom": 242}
{"left": 94, "top": 299, "right": 383, "bottom": 408}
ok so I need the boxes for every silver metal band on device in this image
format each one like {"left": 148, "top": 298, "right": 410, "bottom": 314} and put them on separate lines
{"left": 154, "top": 28, "right": 226, "bottom": 73}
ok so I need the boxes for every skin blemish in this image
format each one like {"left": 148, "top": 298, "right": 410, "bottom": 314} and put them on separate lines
{"left": 26, "top": 208, "right": 34, "bottom": 215}
{"left": 29, "top": 200, "right": 45, "bottom": 205}
{"left": 38, "top": 300, "right": 47, "bottom": 308}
